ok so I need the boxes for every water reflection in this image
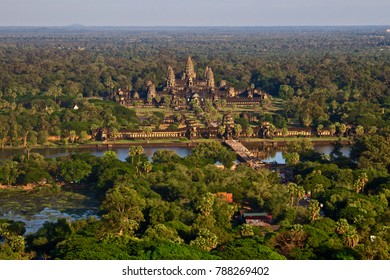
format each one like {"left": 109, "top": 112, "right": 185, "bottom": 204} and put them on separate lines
{"left": 0, "top": 144, "right": 350, "bottom": 164}
{"left": 257, "top": 145, "right": 350, "bottom": 164}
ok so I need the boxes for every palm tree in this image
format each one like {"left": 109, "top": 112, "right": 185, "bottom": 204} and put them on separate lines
{"left": 308, "top": 199, "right": 321, "bottom": 222}
{"left": 335, "top": 219, "right": 350, "bottom": 235}
{"left": 356, "top": 172, "right": 368, "bottom": 193}
{"left": 288, "top": 183, "right": 305, "bottom": 212}
{"left": 135, "top": 146, "right": 144, "bottom": 164}
{"left": 288, "top": 183, "right": 298, "bottom": 207}
{"left": 143, "top": 127, "right": 153, "bottom": 140}
{"left": 111, "top": 127, "right": 119, "bottom": 142}
{"left": 141, "top": 161, "right": 153, "bottom": 173}
{"left": 329, "top": 124, "right": 336, "bottom": 137}
{"left": 128, "top": 146, "right": 137, "bottom": 165}
{"left": 344, "top": 228, "right": 360, "bottom": 249}
{"left": 316, "top": 124, "right": 324, "bottom": 137}
{"left": 338, "top": 123, "right": 347, "bottom": 137}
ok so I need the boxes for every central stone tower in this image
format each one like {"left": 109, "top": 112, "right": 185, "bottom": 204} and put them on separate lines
{"left": 185, "top": 56, "right": 196, "bottom": 80}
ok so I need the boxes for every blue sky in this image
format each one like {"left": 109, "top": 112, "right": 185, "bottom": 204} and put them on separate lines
{"left": 1, "top": 0, "right": 389, "bottom": 26}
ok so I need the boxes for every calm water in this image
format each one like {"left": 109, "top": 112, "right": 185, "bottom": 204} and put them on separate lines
{"left": 0, "top": 143, "right": 349, "bottom": 234}
{"left": 261, "top": 145, "right": 350, "bottom": 164}
{"left": 0, "top": 146, "right": 191, "bottom": 162}
{"left": 0, "top": 144, "right": 349, "bottom": 163}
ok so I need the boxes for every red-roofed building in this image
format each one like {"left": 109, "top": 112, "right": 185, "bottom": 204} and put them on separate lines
{"left": 213, "top": 192, "right": 233, "bottom": 203}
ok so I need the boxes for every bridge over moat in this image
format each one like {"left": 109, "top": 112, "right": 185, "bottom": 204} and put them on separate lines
{"left": 224, "top": 140, "right": 288, "bottom": 172}
{"left": 224, "top": 140, "right": 265, "bottom": 168}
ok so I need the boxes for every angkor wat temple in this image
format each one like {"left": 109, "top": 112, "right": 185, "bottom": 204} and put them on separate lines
{"left": 112, "top": 56, "right": 268, "bottom": 108}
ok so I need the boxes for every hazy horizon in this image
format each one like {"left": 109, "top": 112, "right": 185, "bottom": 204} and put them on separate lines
{"left": 1, "top": 0, "right": 389, "bottom": 27}
{"left": 0, "top": 24, "right": 388, "bottom": 28}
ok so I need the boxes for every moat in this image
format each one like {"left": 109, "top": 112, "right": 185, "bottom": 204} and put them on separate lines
{"left": 0, "top": 143, "right": 350, "bottom": 163}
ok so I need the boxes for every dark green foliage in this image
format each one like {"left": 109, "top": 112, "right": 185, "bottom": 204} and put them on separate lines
{"left": 54, "top": 236, "right": 133, "bottom": 260}
{"left": 189, "top": 141, "right": 236, "bottom": 168}
{"left": 59, "top": 159, "right": 92, "bottom": 183}
{"left": 235, "top": 117, "right": 250, "bottom": 130}
{"left": 27, "top": 218, "right": 73, "bottom": 255}
{"left": 147, "top": 242, "right": 219, "bottom": 260}
{"left": 216, "top": 238, "right": 285, "bottom": 260}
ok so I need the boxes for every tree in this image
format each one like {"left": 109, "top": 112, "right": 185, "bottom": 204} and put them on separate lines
{"left": 287, "top": 183, "right": 305, "bottom": 207}
{"left": 152, "top": 150, "right": 180, "bottom": 164}
{"left": 45, "top": 85, "right": 62, "bottom": 104}
{"left": 316, "top": 124, "right": 324, "bottom": 137}
{"left": 338, "top": 123, "right": 347, "bottom": 136}
{"left": 143, "top": 127, "right": 153, "bottom": 139}
{"left": 37, "top": 130, "right": 49, "bottom": 145}
{"left": 110, "top": 127, "right": 119, "bottom": 141}
{"left": 217, "top": 238, "right": 285, "bottom": 260}
{"left": 140, "top": 161, "right": 153, "bottom": 174}
{"left": 69, "top": 130, "right": 77, "bottom": 144}
{"left": 350, "top": 133, "right": 390, "bottom": 170}
{"left": 101, "top": 184, "right": 146, "bottom": 236}
{"left": 302, "top": 114, "right": 312, "bottom": 127}
{"left": 27, "top": 131, "right": 38, "bottom": 145}
{"left": 353, "top": 172, "right": 368, "bottom": 193}
{"left": 240, "top": 224, "right": 254, "bottom": 237}
{"left": 271, "top": 225, "right": 308, "bottom": 258}
{"left": 128, "top": 146, "right": 137, "bottom": 165}
{"left": 245, "top": 126, "right": 253, "bottom": 138}
{"left": 0, "top": 221, "right": 28, "bottom": 259}
{"left": 355, "top": 125, "right": 364, "bottom": 136}
{"left": 190, "top": 228, "right": 218, "bottom": 252}
{"left": 102, "top": 150, "right": 118, "bottom": 162}
{"left": 196, "top": 193, "right": 215, "bottom": 217}
{"left": 308, "top": 199, "right": 321, "bottom": 222}
{"left": 335, "top": 219, "right": 350, "bottom": 235}
{"left": 279, "top": 85, "right": 294, "bottom": 100}
{"left": 218, "top": 126, "right": 226, "bottom": 139}
{"left": 59, "top": 159, "right": 92, "bottom": 183}
{"left": 284, "top": 152, "right": 300, "bottom": 165}
{"left": 344, "top": 227, "right": 360, "bottom": 249}
{"left": 79, "top": 131, "right": 89, "bottom": 143}
{"left": 0, "top": 160, "right": 19, "bottom": 186}
{"left": 143, "top": 224, "right": 183, "bottom": 244}
{"left": 329, "top": 124, "right": 336, "bottom": 137}
{"left": 128, "top": 146, "right": 145, "bottom": 165}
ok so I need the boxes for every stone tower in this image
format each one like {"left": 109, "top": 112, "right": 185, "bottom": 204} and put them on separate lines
{"left": 222, "top": 113, "right": 235, "bottom": 139}
{"left": 228, "top": 87, "right": 236, "bottom": 97}
{"left": 185, "top": 56, "right": 196, "bottom": 80}
{"left": 166, "top": 66, "right": 176, "bottom": 89}
{"left": 147, "top": 82, "right": 157, "bottom": 100}
{"left": 205, "top": 67, "right": 215, "bottom": 88}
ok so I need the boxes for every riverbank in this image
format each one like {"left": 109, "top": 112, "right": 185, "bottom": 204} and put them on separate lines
{"left": 241, "top": 137, "right": 350, "bottom": 148}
